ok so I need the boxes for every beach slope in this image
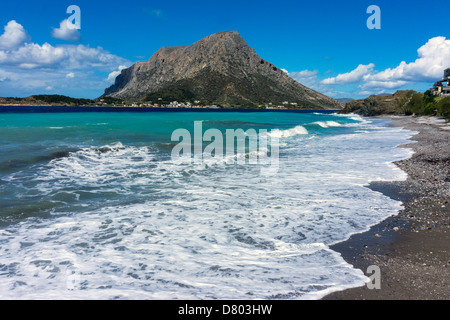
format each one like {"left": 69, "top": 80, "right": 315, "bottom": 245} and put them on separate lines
{"left": 324, "top": 115, "right": 449, "bottom": 300}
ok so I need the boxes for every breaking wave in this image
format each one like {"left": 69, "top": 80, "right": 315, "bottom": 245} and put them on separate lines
{"left": 0, "top": 112, "right": 416, "bottom": 299}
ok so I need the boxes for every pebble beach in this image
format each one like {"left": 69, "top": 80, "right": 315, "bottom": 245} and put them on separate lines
{"left": 324, "top": 115, "right": 450, "bottom": 300}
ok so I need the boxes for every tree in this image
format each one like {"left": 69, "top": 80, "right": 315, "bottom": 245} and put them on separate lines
{"left": 423, "top": 90, "right": 436, "bottom": 105}
{"left": 436, "top": 97, "right": 450, "bottom": 119}
{"left": 407, "top": 93, "right": 425, "bottom": 114}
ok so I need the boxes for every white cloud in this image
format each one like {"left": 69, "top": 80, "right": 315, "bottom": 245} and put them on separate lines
{"left": 364, "top": 37, "right": 450, "bottom": 83}
{"left": 0, "top": 66, "right": 117, "bottom": 97}
{"left": 358, "top": 90, "right": 373, "bottom": 96}
{"left": 289, "top": 70, "right": 319, "bottom": 87}
{"left": 0, "top": 20, "right": 131, "bottom": 98}
{"left": 289, "top": 69, "right": 346, "bottom": 98}
{"left": 106, "top": 65, "right": 128, "bottom": 83}
{"left": 52, "top": 19, "right": 81, "bottom": 42}
{"left": 359, "top": 80, "right": 408, "bottom": 90}
{"left": 0, "top": 20, "right": 29, "bottom": 50}
{"left": 321, "top": 64, "right": 375, "bottom": 85}
{"left": 320, "top": 36, "right": 450, "bottom": 93}
{"left": 0, "top": 68, "right": 14, "bottom": 81}
{"left": 0, "top": 42, "right": 66, "bottom": 68}
{"left": 0, "top": 41, "right": 128, "bottom": 71}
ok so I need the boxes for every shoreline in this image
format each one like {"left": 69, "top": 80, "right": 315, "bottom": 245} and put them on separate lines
{"left": 323, "top": 115, "right": 449, "bottom": 300}
{"left": 0, "top": 105, "right": 339, "bottom": 113}
{"left": 0, "top": 104, "right": 341, "bottom": 113}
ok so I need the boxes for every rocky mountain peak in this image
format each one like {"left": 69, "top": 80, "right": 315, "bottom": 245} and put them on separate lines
{"left": 103, "top": 31, "right": 342, "bottom": 109}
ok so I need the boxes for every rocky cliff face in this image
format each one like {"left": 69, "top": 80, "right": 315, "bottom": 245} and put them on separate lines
{"left": 104, "top": 31, "right": 342, "bottom": 109}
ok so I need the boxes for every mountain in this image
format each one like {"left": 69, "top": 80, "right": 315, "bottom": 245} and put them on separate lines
{"left": 336, "top": 98, "right": 354, "bottom": 104}
{"left": 103, "top": 31, "right": 342, "bottom": 109}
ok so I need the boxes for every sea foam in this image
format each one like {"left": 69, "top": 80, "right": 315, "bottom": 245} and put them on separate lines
{"left": 0, "top": 113, "right": 416, "bottom": 300}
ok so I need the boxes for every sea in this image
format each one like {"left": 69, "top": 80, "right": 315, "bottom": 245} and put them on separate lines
{"left": 0, "top": 106, "right": 415, "bottom": 299}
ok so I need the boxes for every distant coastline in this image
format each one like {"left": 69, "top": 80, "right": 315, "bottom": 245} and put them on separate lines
{"left": 0, "top": 105, "right": 339, "bottom": 113}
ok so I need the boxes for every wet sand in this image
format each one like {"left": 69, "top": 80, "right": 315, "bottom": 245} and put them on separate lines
{"left": 323, "top": 115, "right": 450, "bottom": 300}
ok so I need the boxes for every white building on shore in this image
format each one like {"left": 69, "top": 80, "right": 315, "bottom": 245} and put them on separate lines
{"left": 432, "top": 68, "right": 450, "bottom": 96}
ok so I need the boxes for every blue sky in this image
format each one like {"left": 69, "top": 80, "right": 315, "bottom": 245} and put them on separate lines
{"left": 0, "top": 0, "right": 449, "bottom": 99}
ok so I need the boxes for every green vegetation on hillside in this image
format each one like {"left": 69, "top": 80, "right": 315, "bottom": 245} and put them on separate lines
{"left": 0, "top": 95, "right": 125, "bottom": 107}
{"left": 402, "top": 91, "right": 449, "bottom": 119}
{"left": 144, "top": 87, "right": 196, "bottom": 104}
{"left": 31, "top": 95, "right": 94, "bottom": 105}
{"left": 100, "top": 96, "right": 124, "bottom": 105}
{"left": 341, "top": 90, "right": 450, "bottom": 119}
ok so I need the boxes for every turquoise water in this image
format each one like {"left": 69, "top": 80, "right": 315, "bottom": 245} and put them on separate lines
{"left": 0, "top": 109, "right": 414, "bottom": 299}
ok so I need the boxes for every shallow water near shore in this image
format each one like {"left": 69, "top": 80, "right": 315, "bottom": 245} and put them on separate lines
{"left": 0, "top": 110, "right": 415, "bottom": 299}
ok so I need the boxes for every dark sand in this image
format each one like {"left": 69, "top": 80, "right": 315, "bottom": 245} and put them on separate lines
{"left": 323, "top": 115, "right": 449, "bottom": 300}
